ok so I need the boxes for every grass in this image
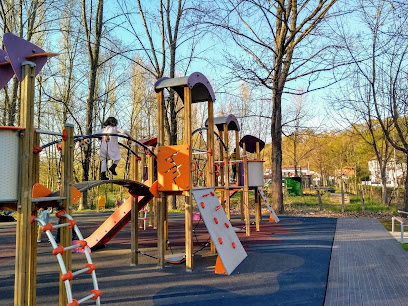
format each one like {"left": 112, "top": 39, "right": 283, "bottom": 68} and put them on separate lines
{"left": 283, "top": 190, "right": 398, "bottom": 213}
{"left": 377, "top": 220, "right": 408, "bottom": 253}
{"left": 378, "top": 219, "right": 408, "bottom": 232}
{"left": 400, "top": 243, "right": 408, "bottom": 252}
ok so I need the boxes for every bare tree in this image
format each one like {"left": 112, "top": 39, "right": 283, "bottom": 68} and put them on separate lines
{"left": 282, "top": 90, "right": 316, "bottom": 176}
{"left": 117, "top": 0, "right": 204, "bottom": 208}
{"left": 339, "top": 0, "right": 408, "bottom": 209}
{"left": 0, "top": 0, "right": 53, "bottom": 125}
{"left": 206, "top": 0, "right": 341, "bottom": 212}
{"left": 81, "top": 0, "right": 104, "bottom": 209}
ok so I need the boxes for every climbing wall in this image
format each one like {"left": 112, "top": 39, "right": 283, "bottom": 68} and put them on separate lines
{"left": 192, "top": 188, "right": 247, "bottom": 275}
{"left": 258, "top": 188, "right": 280, "bottom": 223}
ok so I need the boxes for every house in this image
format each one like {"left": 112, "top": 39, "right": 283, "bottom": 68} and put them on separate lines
{"left": 367, "top": 157, "right": 405, "bottom": 187}
{"left": 264, "top": 164, "right": 310, "bottom": 180}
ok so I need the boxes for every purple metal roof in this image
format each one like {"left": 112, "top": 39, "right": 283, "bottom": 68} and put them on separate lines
{"left": 205, "top": 114, "right": 240, "bottom": 131}
{"left": 0, "top": 49, "right": 14, "bottom": 90}
{"left": 3, "top": 33, "right": 48, "bottom": 81}
{"left": 239, "top": 135, "right": 265, "bottom": 153}
{"left": 154, "top": 72, "right": 215, "bottom": 103}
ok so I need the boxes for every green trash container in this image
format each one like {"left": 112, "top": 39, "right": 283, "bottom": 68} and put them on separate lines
{"left": 285, "top": 177, "right": 302, "bottom": 196}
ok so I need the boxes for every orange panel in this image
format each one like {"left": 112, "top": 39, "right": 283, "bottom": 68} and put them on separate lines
{"left": 214, "top": 255, "right": 227, "bottom": 275}
{"left": 72, "top": 186, "right": 82, "bottom": 204}
{"left": 157, "top": 145, "right": 190, "bottom": 191}
{"left": 149, "top": 180, "right": 159, "bottom": 198}
{"left": 32, "top": 183, "right": 52, "bottom": 198}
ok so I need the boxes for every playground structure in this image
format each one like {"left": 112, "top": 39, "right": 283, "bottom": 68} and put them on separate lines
{"left": 0, "top": 33, "right": 106, "bottom": 305}
{"left": 152, "top": 73, "right": 278, "bottom": 274}
{"left": 0, "top": 33, "right": 279, "bottom": 305}
{"left": 202, "top": 115, "right": 279, "bottom": 235}
{"left": 0, "top": 33, "right": 161, "bottom": 305}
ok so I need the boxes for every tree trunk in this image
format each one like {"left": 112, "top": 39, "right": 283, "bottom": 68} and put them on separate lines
{"left": 7, "top": 79, "right": 19, "bottom": 125}
{"left": 81, "top": 0, "right": 104, "bottom": 209}
{"left": 380, "top": 165, "right": 388, "bottom": 205}
{"left": 271, "top": 90, "right": 283, "bottom": 213}
{"left": 404, "top": 174, "right": 408, "bottom": 211}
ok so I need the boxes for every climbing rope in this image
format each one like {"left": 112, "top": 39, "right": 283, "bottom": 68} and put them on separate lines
{"left": 32, "top": 211, "right": 101, "bottom": 306}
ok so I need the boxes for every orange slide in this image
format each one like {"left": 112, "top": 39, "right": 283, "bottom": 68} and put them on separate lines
{"left": 218, "top": 184, "right": 239, "bottom": 204}
{"left": 85, "top": 193, "right": 153, "bottom": 249}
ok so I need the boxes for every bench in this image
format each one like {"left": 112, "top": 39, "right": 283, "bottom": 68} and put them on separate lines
{"left": 392, "top": 211, "right": 408, "bottom": 243}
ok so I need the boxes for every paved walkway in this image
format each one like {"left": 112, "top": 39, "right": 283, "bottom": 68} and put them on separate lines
{"left": 325, "top": 218, "right": 408, "bottom": 305}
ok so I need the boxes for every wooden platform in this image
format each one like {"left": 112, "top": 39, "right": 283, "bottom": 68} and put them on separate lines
{"left": 325, "top": 218, "right": 408, "bottom": 305}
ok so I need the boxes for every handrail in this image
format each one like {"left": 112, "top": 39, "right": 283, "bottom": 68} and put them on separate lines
{"left": 39, "top": 133, "right": 156, "bottom": 158}
{"left": 192, "top": 127, "right": 227, "bottom": 152}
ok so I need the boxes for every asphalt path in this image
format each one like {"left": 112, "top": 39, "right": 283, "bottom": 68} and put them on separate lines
{"left": 0, "top": 213, "right": 336, "bottom": 305}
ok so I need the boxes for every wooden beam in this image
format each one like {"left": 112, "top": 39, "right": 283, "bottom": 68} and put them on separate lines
{"left": 14, "top": 62, "right": 35, "bottom": 306}
{"left": 236, "top": 130, "right": 244, "bottom": 221}
{"left": 219, "top": 129, "right": 225, "bottom": 213}
{"left": 131, "top": 155, "right": 139, "bottom": 265}
{"left": 184, "top": 87, "right": 193, "bottom": 272}
{"left": 255, "top": 141, "right": 261, "bottom": 231}
{"left": 59, "top": 123, "right": 74, "bottom": 306}
{"left": 208, "top": 102, "right": 216, "bottom": 254}
{"left": 139, "top": 154, "right": 146, "bottom": 228}
{"left": 243, "top": 143, "right": 250, "bottom": 236}
{"left": 29, "top": 132, "right": 40, "bottom": 305}
{"left": 157, "top": 90, "right": 165, "bottom": 268}
{"left": 148, "top": 153, "right": 154, "bottom": 226}
{"left": 207, "top": 101, "right": 215, "bottom": 188}
{"left": 224, "top": 125, "right": 230, "bottom": 218}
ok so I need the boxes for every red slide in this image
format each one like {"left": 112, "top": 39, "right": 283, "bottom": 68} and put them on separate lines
{"left": 85, "top": 193, "right": 153, "bottom": 249}
{"left": 218, "top": 184, "right": 239, "bottom": 204}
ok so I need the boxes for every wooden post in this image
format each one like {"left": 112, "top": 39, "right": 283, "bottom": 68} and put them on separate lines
{"left": 219, "top": 130, "right": 225, "bottom": 212}
{"left": 29, "top": 132, "right": 40, "bottom": 305}
{"left": 139, "top": 153, "right": 146, "bottom": 228}
{"left": 243, "top": 143, "right": 250, "bottom": 236}
{"left": 359, "top": 187, "right": 365, "bottom": 212}
{"left": 207, "top": 102, "right": 216, "bottom": 254}
{"left": 236, "top": 130, "right": 244, "bottom": 221}
{"left": 157, "top": 90, "right": 165, "bottom": 268}
{"left": 14, "top": 62, "right": 35, "bottom": 306}
{"left": 148, "top": 152, "right": 154, "bottom": 226}
{"left": 184, "top": 87, "right": 193, "bottom": 272}
{"left": 224, "top": 125, "right": 230, "bottom": 218}
{"left": 317, "top": 189, "right": 323, "bottom": 211}
{"left": 131, "top": 155, "right": 139, "bottom": 265}
{"left": 255, "top": 141, "right": 261, "bottom": 231}
{"left": 60, "top": 123, "right": 74, "bottom": 306}
{"left": 207, "top": 101, "right": 215, "bottom": 188}
{"left": 341, "top": 179, "right": 345, "bottom": 213}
